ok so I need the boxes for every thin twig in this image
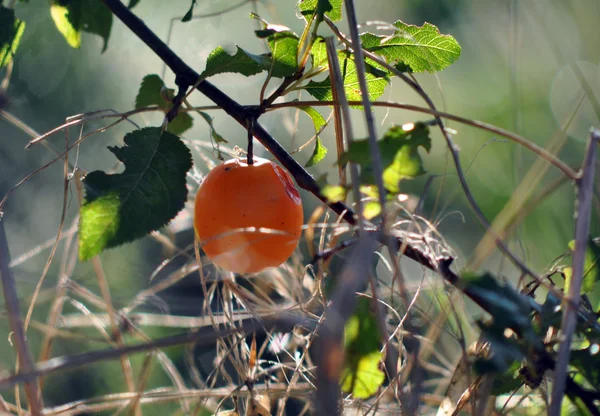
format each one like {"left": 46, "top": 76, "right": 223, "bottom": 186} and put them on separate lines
{"left": 42, "top": 383, "right": 311, "bottom": 416}
{"left": 74, "top": 172, "right": 140, "bottom": 416}
{"left": 23, "top": 124, "right": 72, "bottom": 331}
{"left": 0, "top": 314, "right": 313, "bottom": 391}
{"left": 0, "top": 220, "right": 43, "bottom": 415}
{"left": 323, "top": 18, "right": 576, "bottom": 181}
{"left": 325, "top": 38, "right": 364, "bottom": 229}
{"left": 549, "top": 129, "right": 599, "bottom": 415}
{"left": 341, "top": 0, "right": 387, "bottom": 212}
{"left": 325, "top": 18, "right": 550, "bottom": 282}
{"left": 271, "top": 100, "right": 577, "bottom": 180}
{"left": 314, "top": 235, "right": 377, "bottom": 416}
{"left": 326, "top": 35, "right": 400, "bottom": 402}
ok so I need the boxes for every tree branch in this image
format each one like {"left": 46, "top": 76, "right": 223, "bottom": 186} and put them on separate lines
{"left": 99, "top": 0, "right": 449, "bottom": 275}
{"left": 100, "top": 0, "right": 355, "bottom": 224}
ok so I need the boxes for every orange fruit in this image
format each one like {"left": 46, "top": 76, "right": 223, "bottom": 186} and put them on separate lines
{"left": 194, "top": 157, "right": 303, "bottom": 273}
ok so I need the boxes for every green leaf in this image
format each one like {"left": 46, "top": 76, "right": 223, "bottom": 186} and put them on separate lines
{"left": 362, "top": 21, "right": 461, "bottom": 73}
{"left": 197, "top": 111, "right": 228, "bottom": 144}
{"left": 255, "top": 22, "right": 299, "bottom": 78}
{"left": 474, "top": 321, "right": 525, "bottom": 374}
{"left": 128, "top": 0, "right": 140, "bottom": 8}
{"left": 298, "top": 0, "right": 343, "bottom": 22}
{"left": 0, "top": 6, "right": 25, "bottom": 68}
{"left": 363, "top": 201, "right": 381, "bottom": 220}
{"left": 489, "top": 362, "right": 522, "bottom": 395}
{"left": 298, "top": 106, "right": 328, "bottom": 167}
{"left": 50, "top": 0, "right": 113, "bottom": 52}
{"left": 266, "top": 30, "right": 299, "bottom": 78}
{"left": 571, "top": 347, "right": 600, "bottom": 388}
{"left": 134, "top": 74, "right": 166, "bottom": 109}
{"left": 321, "top": 184, "right": 346, "bottom": 203}
{"left": 339, "top": 123, "right": 431, "bottom": 193}
{"left": 310, "top": 36, "right": 328, "bottom": 69}
{"left": 304, "top": 51, "right": 389, "bottom": 103}
{"left": 79, "top": 127, "right": 193, "bottom": 260}
{"left": 199, "top": 46, "right": 267, "bottom": 79}
{"left": 306, "top": 137, "right": 327, "bottom": 167}
{"left": 166, "top": 112, "right": 193, "bottom": 136}
{"left": 181, "top": 0, "right": 196, "bottom": 22}
{"left": 341, "top": 297, "right": 384, "bottom": 399}
{"left": 460, "top": 272, "right": 541, "bottom": 348}
{"left": 340, "top": 351, "right": 385, "bottom": 399}
{"left": 567, "top": 238, "right": 600, "bottom": 294}
{"left": 134, "top": 74, "right": 194, "bottom": 135}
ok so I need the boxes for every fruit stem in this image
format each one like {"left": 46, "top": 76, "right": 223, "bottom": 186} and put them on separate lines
{"left": 247, "top": 118, "right": 254, "bottom": 165}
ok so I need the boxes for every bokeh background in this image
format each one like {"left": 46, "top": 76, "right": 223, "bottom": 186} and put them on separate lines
{"left": 1, "top": 0, "right": 599, "bottom": 413}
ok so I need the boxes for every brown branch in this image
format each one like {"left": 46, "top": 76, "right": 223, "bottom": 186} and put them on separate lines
{"left": 549, "top": 129, "right": 599, "bottom": 415}
{"left": 0, "top": 220, "right": 43, "bottom": 414}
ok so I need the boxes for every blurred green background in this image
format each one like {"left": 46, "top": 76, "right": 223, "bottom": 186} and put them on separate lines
{"left": 1, "top": 0, "right": 599, "bottom": 413}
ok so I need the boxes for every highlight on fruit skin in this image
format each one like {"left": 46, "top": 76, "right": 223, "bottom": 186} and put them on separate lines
{"left": 193, "top": 156, "right": 304, "bottom": 274}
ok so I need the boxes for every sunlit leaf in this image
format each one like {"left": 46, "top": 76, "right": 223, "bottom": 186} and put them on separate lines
{"left": 341, "top": 297, "right": 384, "bottom": 399}
{"left": 306, "top": 137, "right": 327, "bottom": 167}
{"left": 79, "top": 128, "right": 192, "bottom": 260}
{"left": 134, "top": 74, "right": 193, "bottom": 135}
{"left": 339, "top": 123, "right": 431, "bottom": 193}
{"left": 265, "top": 30, "right": 299, "bottom": 78}
{"left": 321, "top": 184, "right": 346, "bottom": 203}
{"left": 363, "top": 201, "right": 381, "bottom": 220}
{"left": 0, "top": 6, "right": 25, "bottom": 68}
{"left": 298, "top": 0, "right": 343, "bottom": 22}
{"left": 298, "top": 106, "right": 328, "bottom": 167}
{"left": 304, "top": 51, "right": 389, "bottom": 102}
{"left": 254, "top": 21, "right": 300, "bottom": 78}
{"left": 310, "top": 36, "right": 328, "bottom": 69}
{"left": 340, "top": 351, "right": 385, "bottom": 399}
{"left": 51, "top": 0, "right": 113, "bottom": 52}
{"left": 200, "top": 46, "right": 268, "bottom": 79}
{"left": 362, "top": 21, "right": 461, "bottom": 73}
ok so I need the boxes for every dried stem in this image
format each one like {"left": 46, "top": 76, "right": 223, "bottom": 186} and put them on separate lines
{"left": 341, "top": 0, "right": 387, "bottom": 213}
{"left": 0, "top": 314, "right": 311, "bottom": 390}
{"left": 549, "top": 129, "right": 599, "bottom": 415}
{"left": 314, "top": 235, "right": 377, "bottom": 416}
{"left": 0, "top": 220, "right": 43, "bottom": 415}
{"left": 325, "top": 37, "right": 364, "bottom": 229}
{"left": 74, "top": 172, "right": 140, "bottom": 416}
